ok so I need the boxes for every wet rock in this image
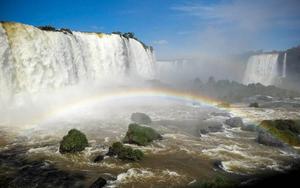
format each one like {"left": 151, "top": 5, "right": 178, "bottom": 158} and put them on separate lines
{"left": 256, "top": 129, "right": 284, "bottom": 147}
{"left": 212, "top": 160, "right": 224, "bottom": 170}
{"left": 130, "top": 112, "right": 152, "bottom": 124}
{"left": 0, "top": 147, "right": 85, "bottom": 188}
{"left": 259, "top": 120, "right": 300, "bottom": 146}
{"left": 118, "top": 146, "right": 144, "bottom": 161}
{"left": 198, "top": 121, "right": 224, "bottom": 135}
{"left": 106, "top": 142, "right": 144, "bottom": 161}
{"left": 249, "top": 102, "right": 259, "bottom": 108}
{"left": 123, "top": 123, "right": 162, "bottom": 146}
{"left": 89, "top": 177, "right": 107, "bottom": 188}
{"left": 210, "top": 112, "right": 231, "bottom": 117}
{"left": 106, "top": 142, "right": 124, "bottom": 156}
{"left": 241, "top": 124, "right": 257, "bottom": 132}
{"left": 59, "top": 129, "right": 88, "bottom": 154}
{"left": 225, "top": 117, "right": 244, "bottom": 128}
{"left": 93, "top": 155, "right": 104, "bottom": 163}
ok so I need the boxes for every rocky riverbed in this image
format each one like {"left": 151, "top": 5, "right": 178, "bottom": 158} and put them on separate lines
{"left": 1, "top": 98, "right": 300, "bottom": 187}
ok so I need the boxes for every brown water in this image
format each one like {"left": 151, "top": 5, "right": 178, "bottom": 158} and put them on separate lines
{"left": 1, "top": 99, "right": 300, "bottom": 187}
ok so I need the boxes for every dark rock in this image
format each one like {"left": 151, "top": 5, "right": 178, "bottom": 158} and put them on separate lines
{"left": 210, "top": 112, "right": 231, "bottom": 117}
{"left": 0, "top": 147, "right": 85, "bottom": 188}
{"left": 212, "top": 160, "right": 224, "bottom": 170}
{"left": 89, "top": 177, "right": 107, "bottom": 188}
{"left": 256, "top": 129, "right": 284, "bottom": 147}
{"left": 59, "top": 129, "right": 88, "bottom": 154}
{"left": 241, "top": 124, "right": 257, "bottom": 132}
{"left": 130, "top": 112, "right": 152, "bottom": 124}
{"left": 123, "top": 123, "right": 162, "bottom": 146}
{"left": 93, "top": 155, "right": 104, "bottom": 163}
{"left": 249, "top": 102, "right": 259, "bottom": 108}
{"left": 225, "top": 117, "right": 244, "bottom": 128}
{"left": 198, "top": 120, "right": 224, "bottom": 135}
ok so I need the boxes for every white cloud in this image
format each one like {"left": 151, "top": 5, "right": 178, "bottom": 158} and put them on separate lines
{"left": 171, "top": 0, "right": 300, "bottom": 31}
{"left": 153, "top": 40, "right": 168, "bottom": 45}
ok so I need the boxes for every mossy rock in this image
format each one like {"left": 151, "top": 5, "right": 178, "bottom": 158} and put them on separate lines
{"left": 107, "top": 142, "right": 124, "bottom": 156}
{"left": 106, "top": 142, "right": 144, "bottom": 161}
{"left": 123, "top": 124, "right": 162, "bottom": 146}
{"left": 249, "top": 102, "right": 259, "bottom": 108}
{"left": 59, "top": 129, "right": 88, "bottom": 154}
{"left": 260, "top": 120, "right": 300, "bottom": 146}
{"left": 217, "top": 102, "right": 231, "bottom": 108}
{"left": 118, "top": 146, "right": 144, "bottom": 161}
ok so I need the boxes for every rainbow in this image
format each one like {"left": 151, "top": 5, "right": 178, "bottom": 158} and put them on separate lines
{"left": 38, "top": 87, "right": 250, "bottom": 124}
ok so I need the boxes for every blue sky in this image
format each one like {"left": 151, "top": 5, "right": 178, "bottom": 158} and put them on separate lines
{"left": 1, "top": 0, "right": 300, "bottom": 59}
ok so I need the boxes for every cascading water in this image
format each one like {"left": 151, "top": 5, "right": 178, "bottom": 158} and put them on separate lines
{"left": 243, "top": 53, "right": 280, "bottom": 86}
{"left": 282, "top": 52, "right": 287, "bottom": 78}
{"left": 0, "top": 22, "right": 155, "bottom": 99}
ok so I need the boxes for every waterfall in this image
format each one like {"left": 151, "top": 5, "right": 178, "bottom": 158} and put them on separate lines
{"left": 282, "top": 52, "right": 287, "bottom": 78}
{"left": 0, "top": 22, "right": 155, "bottom": 98}
{"left": 243, "top": 53, "right": 279, "bottom": 86}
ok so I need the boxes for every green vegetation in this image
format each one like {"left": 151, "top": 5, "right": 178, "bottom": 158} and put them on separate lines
{"left": 107, "top": 142, "right": 144, "bottom": 161}
{"left": 249, "top": 102, "right": 259, "bottom": 108}
{"left": 193, "top": 77, "right": 300, "bottom": 102}
{"left": 59, "top": 28, "right": 72, "bottom": 34}
{"left": 123, "top": 123, "right": 162, "bottom": 146}
{"left": 38, "top": 25, "right": 57, "bottom": 31}
{"left": 59, "top": 129, "right": 88, "bottom": 153}
{"left": 111, "top": 31, "right": 153, "bottom": 52}
{"left": 38, "top": 25, "right": 73, "bottom": 35}
{"left": 260, "top": 120, "right": 300, "bottom": 146}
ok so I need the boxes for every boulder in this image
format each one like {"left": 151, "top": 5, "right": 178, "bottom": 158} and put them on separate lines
{"left": 106, "top": 142, "right": 124, "bottom": 156}
{"left": 256, "top": 129, "right": 284, "bottom": 147}
{"left": 89, "top": 177, "right": 107, "bottom": 188}
{"left": 130, "top": 112, "right": 152, "bottom": 124}
{"left": 106, "top": 142, "right": 144, "bottom": 161}
{"left": 118, "top": 146, "right": 144, "bottom": 161}
{"left": 225, "top": 117, "right": 244, "bottom": 128}
{"left": 241, "top": 124, "right": 257, "bottom": 132}
{"left": 210, "top": 112, "right": 231, "bottom": 117}
{"left": 249, "top": 102, "right": 259, "bottom": 108}
{"left": 259, "top": 120, "right": 300, "bottom": 146}
{"left": 198, "top": 121, "right": 224, "bottom": 135}
{"left": 59, "top": 129, "right": 88, "bottom": 154}
{"left": 93, "top": 155, "right": 104, "bottom": 163}
{"left": 212, "top": 160, "right": 224, "bottom": 170}
{"left": 123, "top": 124, "right": 162, "bottom": 146}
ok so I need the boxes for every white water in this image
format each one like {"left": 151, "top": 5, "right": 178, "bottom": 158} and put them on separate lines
{"left": 243, "top": 53, "right": 280, "bottom": 86}
{"left": 0, "top": 22, "right": 155, "bottom": 100}
{"left": 282, "top": 52, "right": 287, "bottom": 78}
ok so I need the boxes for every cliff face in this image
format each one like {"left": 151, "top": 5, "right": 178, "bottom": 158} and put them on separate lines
{"left": 0, "top": 22, "right": 156, "bottom": 97}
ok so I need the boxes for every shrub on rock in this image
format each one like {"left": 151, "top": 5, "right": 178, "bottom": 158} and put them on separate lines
{"left": 249, "top": 102, "right": 259, "bottom": 108}
{"left": 123, "top": 123, "right": 162, "bottom": 146}
{"left": 106, "top": 142, "right": 144, "bottom": 161}
{"left": 259, "top": 120, "right": 300, "bottom": 146}
{"left": 59, "top": 129, "right": 88, "bottom": 154}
